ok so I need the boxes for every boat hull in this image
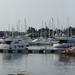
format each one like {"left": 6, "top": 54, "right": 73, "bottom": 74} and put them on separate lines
{"left": 53, "top": 43, "right": 75, "bottom": 48}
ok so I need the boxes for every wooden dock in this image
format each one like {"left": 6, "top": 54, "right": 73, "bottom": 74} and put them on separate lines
{"left": 0, "top": 48, "right": 66, "bottom": 54}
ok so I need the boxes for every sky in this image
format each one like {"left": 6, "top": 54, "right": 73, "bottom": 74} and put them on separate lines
{"left": 0, "top": 0, "right": 75, "bottom": 32}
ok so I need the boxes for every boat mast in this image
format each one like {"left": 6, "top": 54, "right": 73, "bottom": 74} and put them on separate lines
{"left": 40, "top": 21, "right": 43, "bottom": 37}
{"left": 18, "top": 20, "right": 20, "bottom": 36}
{"left": 21, "top": 24, "right": 23, "bottom": 36}
{"left": 67, "top": 17, "right": 70, "bottom": 37}
{"left": 12, "top": 25, "right": 14, "bottom": 37}
{"left": 8, "top": 24, "right": 10, "bottom": 37}
{"left": 24, "top": 18, "right": 27, "bottom": 34}
{"left": 16, "top": 23, "right": 19, "bottom": 36}
{"left": 49, "top": 20, "right": 51, "bottom": 38}
{"left": 52, "top": 17, "right": 54, "bottom": 38}
{"left": 44, "top": 22, "right": 47, "bottom": 39}
{"left": 57, "top": 17, "right": 59, "bottom": 36}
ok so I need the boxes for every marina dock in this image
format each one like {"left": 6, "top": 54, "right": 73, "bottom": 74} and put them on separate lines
{"left": 0, "top": 48, "right": 66, "bottom": 54}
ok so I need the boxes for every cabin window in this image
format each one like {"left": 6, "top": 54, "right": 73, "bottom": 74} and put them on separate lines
{"left": 3, "top": 41, "right": 12, "bottom": 44}
{"left": 14, "top": 42, "right": 19, "bottom": 44}
{"left": 0, "top": 42, "right": 2, "bottom": 44}
{"left": 10, "top": 47, "right": 12, "bottom": 49}
{"left": 18, "top": 40, "right": 21, "bottom": 41}
{"left": 22, "top": 45, "right": 23, "bottom": 48}
{"left": 14, "top": 46, "right": 16, "bottom": 48}
{"left": 59, "top": 40, "right": 68, "bottom": 44}
{"left": 18, "top": 45, "right": 20, "bottom": 47}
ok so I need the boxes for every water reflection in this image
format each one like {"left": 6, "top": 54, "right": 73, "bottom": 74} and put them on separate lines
{"left": 61, "top": 54, "right": 75, "bottom": 63}
{"left": 2, "top": 53, "right": 28, "bottom": 75}
{"left": 0, "top": 53, "right": 75, "bottom": 75}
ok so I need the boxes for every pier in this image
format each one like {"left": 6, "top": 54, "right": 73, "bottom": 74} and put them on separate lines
{"left": 0, "top": 48, "right": 65, "bottom": 54}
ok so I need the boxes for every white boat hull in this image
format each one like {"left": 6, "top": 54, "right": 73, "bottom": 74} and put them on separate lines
{"left": 0, "top": 44, "right": 27, "bottom": 50}
{"left": 0, "top": 37, "right": 28, "bottom": 50}
{"left": 53, "top": 43, "right": 75, "bottom": 48}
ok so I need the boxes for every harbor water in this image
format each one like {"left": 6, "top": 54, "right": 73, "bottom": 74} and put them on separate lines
{"left": 0, "top": 45, "right": 75, "bottom": 75}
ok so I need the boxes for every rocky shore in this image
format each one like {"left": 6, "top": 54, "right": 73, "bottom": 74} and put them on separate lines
{"left": 61, "top": 46, "right": 75, "bottom": 55}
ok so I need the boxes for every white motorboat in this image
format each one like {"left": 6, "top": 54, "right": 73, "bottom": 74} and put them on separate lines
{"left": 29, "top": 37, "right": 46, "bottom": 45}
{"left": 30, "top": 37, "right": 58, "bottom": 45}
{"left": 53, "top": 36, "right": 75, "bottom": 48}
{"left": 0, "top": 37, "right": 28, "bottom": 50}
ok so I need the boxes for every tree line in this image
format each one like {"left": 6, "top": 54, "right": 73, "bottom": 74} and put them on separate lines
{"left": 6, "top": 26, "right": 75, "bottom": 38}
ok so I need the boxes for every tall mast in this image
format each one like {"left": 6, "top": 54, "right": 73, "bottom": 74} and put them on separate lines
{"left": 61, "top": 23, "right": 63, "bottom": 33}
{"left": 44, "top": 22, "right": 47, "bottom": 38}
{"left": 49, "top": 20, "right": 51, "bottom": 38}
{"left": 8, "top": 24, "right": 10, "bottom": 37}
{"left": 67, "top": 16, "right": 69, "bottom": 36}
{"left": 57, "top": 17, "right": 59, "bottom": 35}
{"left": 21, "top": 24, "right": 23, "bottom": 36}
{"left": 18, "top": 20, "right": 20, "bottom": 36}
{"left": 24, "top": 18, "right": 27, "bottom": 34}
{"left": 57, "top": 17, "right": 59, "bottom": 29}
{"left": 12, "top": 25, "right": 14, "bottom": 37}
{"left": 19, "top": 20, "right": 20, "bottom": 31}
{"left": 52, "top": 17, "right": 54, "bottom": 37}
{"left": 17, "top": 23, "right": 19, "bottom": 36}
{"left": 40, "top": 21, "right": 43, "bottom": 37}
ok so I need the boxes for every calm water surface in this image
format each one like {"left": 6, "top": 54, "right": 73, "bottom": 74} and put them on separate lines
{"left": 0, "top": 45, "right": 75, "bottom": 75}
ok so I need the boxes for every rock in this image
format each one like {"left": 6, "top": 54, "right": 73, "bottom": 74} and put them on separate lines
{"left": 61, "top": 46, "right": 75, "bottom": 55}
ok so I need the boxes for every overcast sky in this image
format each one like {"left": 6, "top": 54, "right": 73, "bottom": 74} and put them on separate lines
{"left": 0, "top": 0, "right": 75, "bottom": 31}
